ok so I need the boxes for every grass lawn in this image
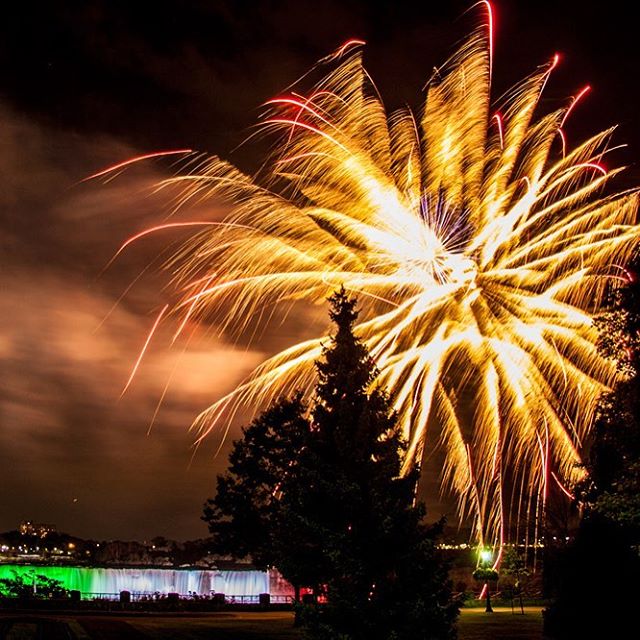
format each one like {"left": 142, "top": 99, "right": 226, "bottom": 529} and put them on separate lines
{"left": 126, "top": 611, "right": 299, "bottom": 639}
{"left": 129, "top": 607, "right": 543, "bottom": 640}
{"left": 458, "top": 607, "right": 543, "bottom": 639}
{"left": 1, "top": 607, "right": 544, "bottom": 639}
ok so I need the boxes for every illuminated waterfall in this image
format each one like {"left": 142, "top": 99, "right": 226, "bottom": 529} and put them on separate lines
{"left": 0, "top": 564, "right": 269, "bottom": 597}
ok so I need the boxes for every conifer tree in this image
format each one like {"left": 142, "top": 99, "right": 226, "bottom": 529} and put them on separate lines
{"left": 585, "top": 261, "right": 640, "bottom": 527}
{"left": 202, "top": 394, "right": 323, "bottom": 598}
{"left": 205, "top": 289, "right": 458, "bottom": 639}
{"left": 544, "top": 257, "right": 640, "bottom": 638}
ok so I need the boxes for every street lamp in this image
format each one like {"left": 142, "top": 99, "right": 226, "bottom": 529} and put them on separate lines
{"left": 472, "top": 547, "right": 499, "bottom": 613}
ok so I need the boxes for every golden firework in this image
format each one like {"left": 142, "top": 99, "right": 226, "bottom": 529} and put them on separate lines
{"left": 118, "top": 13, "right": 638, "bottom": 550}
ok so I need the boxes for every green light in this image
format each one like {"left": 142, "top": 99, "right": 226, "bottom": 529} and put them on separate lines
{"left": 0, "top": 564, "right": 94, "bottom": 595}
{"left": 480, "top": 549, "right": 492, "bottom": 564}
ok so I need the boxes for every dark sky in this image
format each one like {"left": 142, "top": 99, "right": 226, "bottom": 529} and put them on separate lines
{"left": 1, "top": 1, "right": 638, "bottom": 540}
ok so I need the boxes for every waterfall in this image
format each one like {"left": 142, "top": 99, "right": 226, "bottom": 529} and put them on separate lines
{"left": 0, "top": 564, "right": 269, "bottom": 597}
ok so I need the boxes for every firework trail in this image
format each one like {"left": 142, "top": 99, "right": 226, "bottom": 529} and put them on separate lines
{"left": 116, "top": 9, "right": 638, "bottom": 548}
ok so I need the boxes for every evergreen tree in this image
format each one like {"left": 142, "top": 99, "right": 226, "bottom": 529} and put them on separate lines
{"left": 294, "top": 289, "right": 457, "bottom": 639}
{"left": 585, "top": 262, "right": 640, "bottom": 529}
{"left": 203, "top": 394, "right": 326, "bottom": 598}
{"left": 204, "top": 289, "right": 458, "bottom": 639}
{"left": 544, "top": 258, "right": 640, "bottom": 638}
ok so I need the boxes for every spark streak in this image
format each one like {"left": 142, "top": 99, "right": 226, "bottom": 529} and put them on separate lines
{"left": 492, "top": 113, "right": 504, "bottom": 149}
{"left": 332, "top": 39, "right": 366, "bottom": 60}
{"left": 561, "top": 85, "right": 591, "bottom": 127}
{"left": 84, "top": 149, "right": 192, "bottom": 182}
{"left": 121, "top": 304, "right": 169, "bottom": 397}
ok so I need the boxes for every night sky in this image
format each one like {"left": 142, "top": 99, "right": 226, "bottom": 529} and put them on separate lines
{"left": 1, "top": 1, "right": 637, "bottom": 540}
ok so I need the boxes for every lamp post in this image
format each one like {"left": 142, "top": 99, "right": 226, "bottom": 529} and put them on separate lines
{"left": 473, "top": 548, "right": 499, "bottom": 613}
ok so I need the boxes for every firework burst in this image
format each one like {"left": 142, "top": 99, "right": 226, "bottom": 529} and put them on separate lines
{"left": 115, "top": 11, "right": 638, "bottom": 548}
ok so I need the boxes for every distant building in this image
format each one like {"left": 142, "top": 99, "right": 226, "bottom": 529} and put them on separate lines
{"left": 19, "top": 521, "right": 56, "bottom": 538}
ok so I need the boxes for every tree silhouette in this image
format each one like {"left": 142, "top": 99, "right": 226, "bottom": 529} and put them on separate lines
{"left": 204, "top": 289, "right": 458, "bottom": 639}
{"left": 545, "top": 256, "right": 640, "bottom": 638}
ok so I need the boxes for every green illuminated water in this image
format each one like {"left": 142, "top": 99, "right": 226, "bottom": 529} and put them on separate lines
{"left": 0, "top": 564, "right": 268, "bottom": 597}
{"left": 0, "top": 564, "right": 93, "bottom": 593}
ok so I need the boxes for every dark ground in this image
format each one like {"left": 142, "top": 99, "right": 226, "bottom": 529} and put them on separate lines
{"left": 0, "top": 608, "right": 544, "bottom": 639}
